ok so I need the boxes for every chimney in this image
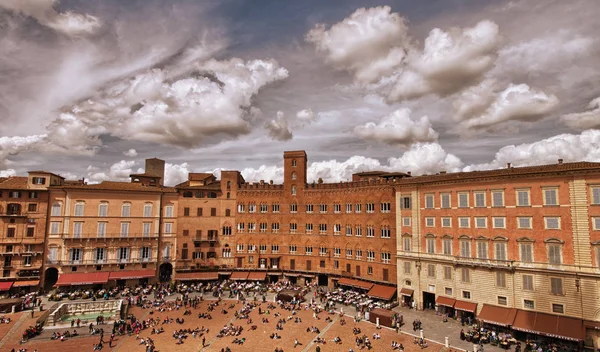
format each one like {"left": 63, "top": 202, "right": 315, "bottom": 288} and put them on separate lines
{"left": 260, "top": 180, "right": 264, "bottom": 185}
{"left": 407, "top": 172, "right": 411, "bottom": 176}
{"left": 558, "top": 158, "right": 563, "bottom": 164}
{"left": 507, "top": 163, "right": 512, "bottom": 168}
{"left": 269, "top": 180, "right": 273, "bottom": 185}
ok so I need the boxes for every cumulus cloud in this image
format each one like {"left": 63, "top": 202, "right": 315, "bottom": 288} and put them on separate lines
{"left": 464, "top": 129, "right": 600, "bottom": 171}
{"left": 454, "top": 81, "right": 559, "bottom": 130}
{"left": 561, "top": 97, "right": 600, "bottom": 130}
{"left": 84, "top": 160, "right": 190, "bottom": 186}
{"left": 354, "top": 108, "right": 439, "bottom": 145}
{"left": 164, "top": 162, "right": 191, "bottom": 186}
{"left": 124, "top": 149, "right": 138, "bottom": 157}
{"left": 264, "top": 111, "right": 293, "bottom": 141}
{"left": 306, "top": 6, "right": 410, "bottom": 84}
{"left": 0, "top": 169, "right": 17, "bottom": 177}
{"left": 0, "top": 0, "right": 102, "bottom": 36}
{"left": 307, "top": 7, "right": 500, "bottom": 101}
{"left": 296, "top": 109, "right": 316, "bottom": 124}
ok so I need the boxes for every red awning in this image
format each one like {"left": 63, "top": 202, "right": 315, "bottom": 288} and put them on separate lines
{"left": 0, "top": 281, "right": 14, "bottom": 291}
{"left": 338, "top": 278, "right": 357, "bottom": 286}
{"left": 455, "top": 300, "right": 477, "bottom": 313}
{"left": 477, "top": 304, "right": 517, "bottom": 327}
{"left": 109, "top": 270, "right": 155, "bottom": 280}
{"left": 400, "top": 288, "right": 414, "bottom": 297}
{"left": 353, "top": 280, "right": 374, "bottom": 290}
{"left": 436, "top": 296, "right": 456, "bottom": 308}
{"left": 230, "top": 272, "right": 249, "bottom": 280}
{"left": 176, "top": 272, "right": 219, "bottom": 281}
{"left": 55, "top": 272, "right": 110, "bottom": 287}
{"left": 247, "top": 272, "right": 267, "bottom": 281}
{"left": 367, "top": 285, "right": 397, "bottom": 301}
{"left": 12, "top": 280, "right": 39, "bottom": 288}
{"left": 512, "top": 310, "right": 584, "bottom": 341}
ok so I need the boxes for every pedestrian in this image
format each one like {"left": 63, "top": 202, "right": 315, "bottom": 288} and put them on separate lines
{"left": 71, "top": 319, "right": 75, "bottom": 328}
{"left": 202, "top": 336, "right": 205, "bottom": 347}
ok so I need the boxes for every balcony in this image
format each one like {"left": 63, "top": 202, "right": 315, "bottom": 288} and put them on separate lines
{"left": 55, "top": 258, "right": 158, "bottom": 266}
{"left": 61, "top": 233, "right": 160, "bottom": 240}
{"left": 193, "top": 235, "right": 218, "bottom": 243}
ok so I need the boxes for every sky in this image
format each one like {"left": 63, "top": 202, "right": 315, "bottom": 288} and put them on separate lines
{"left": 0, "top": 0, "right": 599, "bottom": 186}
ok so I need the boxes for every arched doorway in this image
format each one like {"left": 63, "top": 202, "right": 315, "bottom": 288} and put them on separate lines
{"left": 159, "top": 263, "right": 173, "bottom": 282}
{"left": 44, "top": 267, "right": 59, "bottom": 290}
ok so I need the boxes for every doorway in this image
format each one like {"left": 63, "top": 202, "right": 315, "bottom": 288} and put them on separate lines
{"left": 44, "top": 267, "right": 59, "bottom": 290}
{"left": 159, "top": 262, "right": 173, "bottom": 282}
{"left": 422, "top": 292, "right": 436, "bottom": 310}
{"left": 318, "top": 274, "right": 328, "bottom": 287}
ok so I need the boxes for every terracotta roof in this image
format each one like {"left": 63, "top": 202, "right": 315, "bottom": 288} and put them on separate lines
{"left": 57, "top": 181, "right": 176, "bottom": 192}
{"left": 401, "top": 161, "right": 600, "bottom": 185}
{"left": 188, "top": 173, "right": 214, "bottom": 181}
{"left": 354, "top": 171, "right": 387, "bottom": 176}
{"left": 28, "top": 170, "right": 65, "bottom": 178}
{"left": 176, "top": 181, "right": 221, "bottom": 190}
{"left": 0, "top": 177, "right": 29, "bottom": 190}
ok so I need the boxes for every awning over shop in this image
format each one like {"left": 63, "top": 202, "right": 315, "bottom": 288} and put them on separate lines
{"left": 353, "top": 280, "right": 374, "bottom": 290}
{"left": 477, "top": 304, "right": 517, "bottom": 327}
{"left": 512, "top": 310, "right": 585, "bottom": 341}
{"left": 455, "top": 300, "right": 477, "bottom": 313}
{"left": 268, "top": 272, "right": 283, "bottom": 276}
{"left": 585, "top": 320, "right": 600, "bottom": 330}
{"left": 285, "top": 273, "right": 300, "bottom": 277}
{"left": 218, "top": 272, "right": 232, "bottom": 276}
{"left": 338, "top": 278, "right": 357, "bottom": 286}
{"left": 436, "top": 296, "right": 456, "bottom": 308}
{"left": 400, "top": 288, "right": 414, "bottom": 297}
{"left": 55, "top": 272, "right": 110, "bottom": 287}
{"left": 230, "top": 272, "right": 249, "bottom": 280}
{"left": 247, "top": 272, "right": 267, "bottom": 281}
{"left": 12, "top": 280, "right": 40, "bottom": 288}
{"left": 367, "top": 285, "right": 396, "bottom": 301}
{"left": 176, "top": 272, "right": 219, "bottom": 281}
{"left": 109, "top": 270, "right": 155, "bottom": 280}
{"left": 0, "top": 281, "right": 14, "bottom": 291}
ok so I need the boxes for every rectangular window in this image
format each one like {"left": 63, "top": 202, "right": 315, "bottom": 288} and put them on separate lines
{"left": 458, "top": 193, "right": 469, "bottom": 208}
{"left": 51, "top": 203, "right": 62, "bottom": 216}
{"left": 493, "top": 217, "right": 506, "bottom": 229}
{"left": 165, "top": 205, "right": 174, "bottom": 217}
{"left": 592, "top": 187, "right": 600, "bottom": 204}
{"left": 164, "top": 223, "right": 173, "bottom": 234}
{"left": 31, "top": 176, "right": 46, "bottom": 185}
{"left": 593, "top": 217, "right": 600, "bottom": 230}
{"left": 477, "top": 242, "right": 488, "bottom": 259}
{"left": 426, "top": 238, "right": 435, "bottom": 254}
{"left": 443, "top": 239, "right": 452, "bottom": 255}
{"left": 140, "top": 247, "right": 151, "bottom": 261}
{"left": 461, "top": 268, "right": 470, "bottom": 283}
{"left": 121, "top": 203, "right": 131, "bottom": 217}
{"left": 517, "top": 189, "right": 530, "bottom": 206}
{"left": 459, "top": 217, "right": 470, "bottom": 228}
{"left": 524, "top": 299, "right": 535, "bottom": 309}
{"left": 70, "top": 248, "right": 82, "bottom": 264}
{"left": 495, "top": 242, "right": 507, "bottom": 260}
{"left": 444, "top": 266, "right": 452, "bottom": 280}
{"left": 98, "top": 203, "right": 108, "bottom": 217}
{"left": 97, "top": 222, "right": 107, "bottom": 237}
{"left": 210, "top": 208, "right": 217, "bottom": 216}
{"left": 445, "top": 287, "right": 453, "bottom": 296}
{"left": 120, "top": 222, "right": 130, "bottom": 237}
{"left": 118, "top": 247, "right": 130, "bottom": 262}
{"left": 26, "top": 227, "right": 34, "bottom": 237}
{"left": 520, "top": 243, "right": 533, "bottom": 262}
{"left": 402, "top": 197, "right": 412, "bottom": 209}
{"left": 403, "top": 237, "right": 411, "bottom": 252}
{"left": 441, "top": 217, "right": 451, "bottom": 228}
{"left": 404, "top": 262, "right": 411, "bottom": 274}
{"left": 552, "top": 304, "right": 564, "bottom": 314}
{"left": 50, "top": 221, "right": 61, "bottom": 235}
{"left": 492, "top": 190, "right": 504, "bottom": 207}
{"left": 95, "top": 248, "right": 106, "bottom": 263}
{"left": 474, "top": 192, "right": 486, "bottom": 207}
{"left": 334, "top": 203, "right": 341, "bottom": 213}
{"left": 498, "top": 296, "right": 508, "bottom": 306}
{"left": 74, "top": 203, "right": 84, "bottom": 216}
{"left": 143, "top": 222, "right": 151, "bottom": 237}
{"left": 518, "top": 217, "right": 532, "bottom": 229}
{"left": 496, "top": 272, "right": 506, "bottom": 288}
{"left": 441, "top": 193, "right": 450, "bottom": 209}
{"left": 425, "top": 217, "right": 435, "bottom": 227}
{"left": 460, "top": 241, "right": 471, "bottom": 257}
{"left": 548, "top": 245, "right": 562, "bottom": 264}
{"left": 144, "top": 204, "right": 152, "bottom": 217}
{"left": 550, "top": 277, "right": 563, "bottom": 295}
{"left": 545, "top": 217, "right": 561, "bottom": 229}
{"left": 73, "top": 222, "right": 83, "bottom": 238}
{"left": 183, "top": 207, "right": 190, "bottom": 216}
{"left": 425, "top": 194, "right": 434, "bottom": 209}
{"left": 237, "top": 203, "right": 245, "bottom": 213}
{"left": 427, "top": 264, "right": 436, "bottom": 277}
{"left": 346, "top": 203, "right": 352, "bottom": 213}
{"left": 403, "top": 217, "right": 411, "bottom": 227}
{"left": 462, "top": 291, "right": 471, "bottom": 299}
{"left": 544, "top": 188, "right": 558, "bottom": 206}
{"left": 522, "top": 274, "right": 534, "bottom": 291}
{"left": 475, "top": 217, "right": 487, "bottom": 228}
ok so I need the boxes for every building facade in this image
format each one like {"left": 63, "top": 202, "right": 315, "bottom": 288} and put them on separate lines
{"left": 395, "top": 160, "right": 600, "bottom": 345}
{"left": 43, "top": 159, "right": 178, "bottom": 288}
{"left": 234, "top": 151, "right": 399, "bottom": 287}
{"left": 0, "top": 172, "right": 57, "bottom": 290}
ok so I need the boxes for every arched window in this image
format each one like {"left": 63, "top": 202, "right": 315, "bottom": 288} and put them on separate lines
{"left": 291, "top": 159, "right": 297, "bottom": 167}
{"left": 291, "top": 185, "right": 296, "bottom": 196}
{"left": 291, "top": 172, "right": 297, "bottom": 180}
{"left": 227, "top": 192, "right": 230, "bottom": 199}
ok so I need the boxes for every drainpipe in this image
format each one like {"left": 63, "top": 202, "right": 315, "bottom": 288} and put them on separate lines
{"left": 158, "top": 192, "right": 164, "bottom": 281}
{"left": 40, "top": 188, "right": 54, "bottom": 292}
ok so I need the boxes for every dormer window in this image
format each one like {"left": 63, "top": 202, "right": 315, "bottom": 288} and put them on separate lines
{"left": 32, "top": 177, "right": 46, "bottom": 185}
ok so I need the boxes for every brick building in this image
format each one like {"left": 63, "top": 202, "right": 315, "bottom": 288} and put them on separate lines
{"left": 395, "top": 160, "right": 600, "bottom": 345}
{"left": 234, "top": 151, "right": 399, "bottom": 287}
{"left": 43, "top": 158, "right": 179, "bottom": 288}
{"left": 173, "top": 171, "right": 243, "bottom": 279}
{"left": 0, "top": 172, "right": 57, "bottom": 291}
